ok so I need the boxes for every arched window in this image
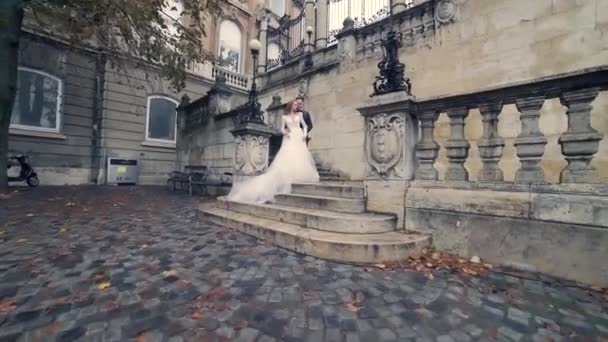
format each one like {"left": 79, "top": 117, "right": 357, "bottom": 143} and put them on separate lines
{"left": 270, "top": 0, "right": 285, "bottom": 16}
{"left": 218, "top": 20, "right": 242, "bottom": 73}
{"left": 11, "top": 67, "right": 63, "bottom": 132}
{"left": 146, "top": 96, "right": 178, "bottom": 143}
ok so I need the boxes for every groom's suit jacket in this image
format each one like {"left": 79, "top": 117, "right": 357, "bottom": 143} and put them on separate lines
{"left": 300, "top": 111, "right": 313, "bottom": 133}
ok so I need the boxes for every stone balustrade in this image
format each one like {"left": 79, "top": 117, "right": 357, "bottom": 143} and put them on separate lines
{"left": 412, "top": 67, "right": 608, "bottom": 184}
{"left": 187, "top": 62, "right": 250, "bottom": 90}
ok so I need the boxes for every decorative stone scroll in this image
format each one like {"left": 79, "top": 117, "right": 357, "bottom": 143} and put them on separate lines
{"left": 435, "top": 0, "right": 457, "bottom": 25}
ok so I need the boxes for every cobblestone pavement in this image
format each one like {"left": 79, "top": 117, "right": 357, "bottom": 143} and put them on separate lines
{"left": 1, "top": 187, "right": 607, "bottom": 342}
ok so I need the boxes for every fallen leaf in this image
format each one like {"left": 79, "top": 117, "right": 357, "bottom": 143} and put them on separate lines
{"left": 16, "top": 239, "right": 27, "bottom": 243}
{"left": 345, "top": 303, "right": 362, "bottom": 312}
{"left": 353, "top": 291, "right": 365, "bottom": 304}
{"left": 0, "top": 299, "right": 16, "bottom": 313}
{"left": 135, "top": 334, "right": 147, "bottom": 342}
{"left": 120, "top": 229, "right": 127, "bottom": 234}
{"left": 59, "top": 227, "right": 67, "bottom": 233}
{"left": 373, "top": 263, "right": 387, "bottom": 269}
{"left": 162, "top": 270, "right": 178, "bottom": 278}
{"left": 191, "top": 311, "right": 203, "bottom": 319}
{"left": 97, "top": 282, "right": 111, "bottom": 290}
{"left": 140, "top": 243, "right": 149, "bottom": 250}
{"left": 0, "top": 231, "right": 5, "bottom": 236}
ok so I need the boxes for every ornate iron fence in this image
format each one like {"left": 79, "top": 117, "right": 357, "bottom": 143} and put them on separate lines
{"left": 266, "top": 11, "right": 307, "bottom": 70}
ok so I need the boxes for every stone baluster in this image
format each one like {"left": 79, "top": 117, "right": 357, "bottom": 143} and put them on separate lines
{"left": 412, "top": 11, "right": 423, "bottom": 38}
{"left": 514, "top": 96, "right": 546, "bottom": 182}
{"left": 422, "top": 2, "right": 435, "bottom": 38}
{"left": 415, "top": 110, "right": 440, "bottom": 180}
{"left": 477, "top": 102, "right": 505, "bottom": 181}
{"left": 315, "top": 0, "right": 328, "bottom": 48}
{"left": 558, "top": 88, "right": 603, "bottom": 183}
{"left": 402, "top": 16, "right": 414, "bottom": 47}
{"left": 445, "top": 107, "right": 470, "bottom": 181}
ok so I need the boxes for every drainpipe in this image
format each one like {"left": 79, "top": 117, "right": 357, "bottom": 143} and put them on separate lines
{"left": 90, "top": 50, "right": 106, "bottom": 184}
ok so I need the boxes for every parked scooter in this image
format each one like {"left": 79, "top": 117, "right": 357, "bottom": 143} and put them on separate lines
{"left": 7, "top": 155, "right": 39, "bottom": 187}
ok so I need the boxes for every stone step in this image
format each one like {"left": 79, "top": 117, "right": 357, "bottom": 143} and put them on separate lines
{"left": 274, "top": 193, "right": 366, "bottom": 213}
{"left": 291, "top": 183, "right": 365, "bottom": 199}
{"left": 320, "top": 176, "right": 345, "bottom": 182}
{"left": 217, "top": 198, "right": 395, "bottom": 233}
{"left": 200, "top": 204, "right": 431, "bottom": 264}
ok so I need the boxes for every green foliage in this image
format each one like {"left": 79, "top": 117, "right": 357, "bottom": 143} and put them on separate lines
{"left": 26, "top": 0, "right": 222, "bottom": 90}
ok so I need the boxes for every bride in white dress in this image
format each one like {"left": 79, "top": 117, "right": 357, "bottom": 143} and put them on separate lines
{"left": 226, "top": 99, "right": 320, "bottom": 203}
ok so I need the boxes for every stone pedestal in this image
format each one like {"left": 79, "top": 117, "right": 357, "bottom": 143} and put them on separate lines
{"left": 358, "top": 92, "right": 417, "bottom": 230}
{"left": 230, "top": 122, "right": 275, "bottom": 184}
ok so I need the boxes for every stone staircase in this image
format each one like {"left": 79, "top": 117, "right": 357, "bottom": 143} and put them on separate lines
{"left": 199, "top": 181, "right": 431, "bottom": 264}
{"left": 316, "top": 162, "right": 343, "bottom": 181}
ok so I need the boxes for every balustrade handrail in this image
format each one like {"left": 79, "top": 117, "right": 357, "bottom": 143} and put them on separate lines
{"left": 186, "top": 62, "right": 250, "bottom": 90}
{"left": 413, "top": 66, "right": 608, "bottom": 113}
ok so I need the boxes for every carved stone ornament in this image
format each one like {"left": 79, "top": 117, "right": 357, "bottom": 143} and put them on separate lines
{"left": 435, "top": 0, "right": 457, "bottom": 24}
{"left": 250, "top": 136, "right": 269, "bottom": 171}
{"left": 298, "top": 78, "right": 309, "bottom": 99}
{"left": 234, "top": 136, "right": 247, "bottom": 171}
{"left": 216, "top": 93, "right": 231, "bottom": 113}
{"left": 366, "top": 113, "right": 405, "bottom": 178}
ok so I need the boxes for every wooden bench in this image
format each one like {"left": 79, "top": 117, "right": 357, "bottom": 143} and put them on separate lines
{"left": 167, "top": 171, "right": 189, "bottom": 191}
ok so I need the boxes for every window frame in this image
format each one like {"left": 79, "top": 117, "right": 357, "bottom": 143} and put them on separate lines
{"left": 217, "top": 19, "right": 243, "bottom": 73}
{"left": 10, "top": 67, "right": 63, "bottom": 134}
{"left": 144, "top": 95, "right": 179, "bottom": 144}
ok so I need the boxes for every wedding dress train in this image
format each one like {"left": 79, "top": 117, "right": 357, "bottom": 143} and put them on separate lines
{"left": 226, "top": 113, "right": 319, "bottom": 204}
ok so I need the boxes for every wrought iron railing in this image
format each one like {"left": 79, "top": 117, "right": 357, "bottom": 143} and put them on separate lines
{"left": 266, "top": 11, "right": 307, "bottom": 71}
{"left": 327, "top": 0, "right": 415, "bottom": 45}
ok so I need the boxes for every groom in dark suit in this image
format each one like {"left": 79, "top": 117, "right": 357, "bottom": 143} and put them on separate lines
{"left": 296, "top": 96, "right": 313, "bottom": 146}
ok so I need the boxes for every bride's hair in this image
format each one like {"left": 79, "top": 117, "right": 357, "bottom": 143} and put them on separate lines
{"left": 284, "top": 99, "right": 297, "bottom": 115}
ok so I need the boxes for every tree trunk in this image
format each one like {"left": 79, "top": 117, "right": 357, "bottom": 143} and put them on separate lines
{"left": 0, "top": 0, "right": 23, "bottom": 190}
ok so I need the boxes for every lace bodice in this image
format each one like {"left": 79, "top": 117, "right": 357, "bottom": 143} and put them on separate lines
{"left": 281, "top": 113, "right": 307, "bottom": 135}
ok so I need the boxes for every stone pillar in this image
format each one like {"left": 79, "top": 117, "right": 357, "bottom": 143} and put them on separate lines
{"left": 357, "top": 91, "right": 417, "bottom": 230}
{"left": 445, "top": 107, "right": 470, "bottom": 181}
{"left": 415, "top": 110, "right": 440, "bottom": 180}
{"left": 514, "top": 96, "right": 546, "bottom": 182}
{"left": 558, "top": 88, "right": 603, "bottom": 183}
{"left": 316, "top": 0, "right": 328, "bottom": 48}
{"left": 392, "top": 0, "right": 409, "bottom": 14}
{"left": 176, "top": 94, "right": 191, "bottom": 171}
{"left": 207, "top": 76, "right": 233, "bottom": 118}
{"left": 257, "top": 19, "right": 268, "bottom": 73}
{"left": 230, "top": 122, "right": 275, "bottom": 183}
{"left": 305, "top": 0, "right": 316, "bottom": 44}
{"left": 335, "top": 18, "right": 356, "bottom": 64}
{"left": 477, "top": 102, "right": 504, "bottom": 181}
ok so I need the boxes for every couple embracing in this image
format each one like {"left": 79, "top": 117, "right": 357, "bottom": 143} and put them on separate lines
{"left": 226, "top": 97, "right": 319, "bottom": 203}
